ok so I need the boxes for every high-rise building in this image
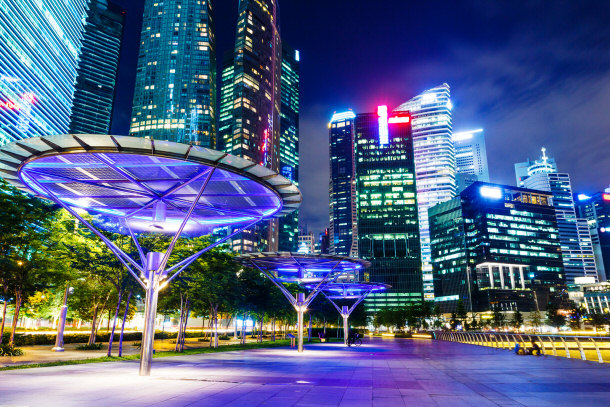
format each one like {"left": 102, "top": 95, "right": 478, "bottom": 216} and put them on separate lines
{"left": 297, "top": 231, "right": 316, "bottom": 254}
{"left": 70, "top": 0, "right": 124, "bottom": 135}
{"left": 575, "top": 187, "right": 610, "bottom": 281}
{"left": 430, "top": 182, "right": 565, "bottom": 313}
{"left": 130, "top": 0, "right": 216, "bottom": 147}
{"left": 355, "top": 107, "right": 422, "bottom": 311}
{"left": 0, "top": 0, "right": 88, "bottom": 144}
{"left": 452, "top": 129, "right": 489, "bottom": 192}
{"left": 219, "top": 0, "right": 282, "bottom": 252}
{"left": 519, "top": 149, "right": 598, "bottom": 283}
{"left": 329, "top": 110, "right": 358, "bottom": 257}
{"left": 394, "top": 84, "right": 457, "bottom": 301}
{"left": 318, "top": 229, "right": 330, "bottom": 254}
{"left": 278, "top": 43, "right": 300, "bottom": 252}
{"left": 514, "top": 147, "right": 557, "bottom": 187}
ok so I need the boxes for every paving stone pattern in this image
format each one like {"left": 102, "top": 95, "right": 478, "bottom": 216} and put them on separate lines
{"left": 1, "top": 337, "right": 610, "bottom": 406}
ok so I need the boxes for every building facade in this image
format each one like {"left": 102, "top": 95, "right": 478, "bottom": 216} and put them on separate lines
{"left": 329, "top": 110, "right": 358, "bottom": 257}
{"left": 219, "top": 0, "right": 282, "bottom": 252}
{"left": 430, "top": 182, "right": 565, "bottom": 313}
{"left": 130, "top": 0, "right": 216, "bottom": 146}
{"left": 355, "top": 107, "right": 422, "bottom": 311}
{"left": 297, "top": 231, "right": 316, "bottom": 254}
{"left": 514, "top": 147, "right": 557, "bottom": 187}
{"left": 0, "top": 0, "right": 88, "bottom": 144}
{"left": 452, "top": 128, "right": 489, "bottom": 192}
{"left": 519, "top": 149, "right": 598, "bottom": 283}
{"left": 70, "top": 0, "right": 124, "bottom": 135}
{"left": 278, "top": 43, "right": 300, "bottom": 252}
{"left": 575, "top": 188, "right": 610, "bottom": 281}
{"left": 394, "top": 84, "right": 457, "bottom": 301}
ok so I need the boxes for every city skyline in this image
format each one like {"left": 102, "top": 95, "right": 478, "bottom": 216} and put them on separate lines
{"left": 107, "top": 1, "right": 610, "bottom": 236}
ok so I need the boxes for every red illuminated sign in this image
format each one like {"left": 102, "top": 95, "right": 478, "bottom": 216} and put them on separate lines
{"left": 0, "top": 101, "right": 19, "bottom": 110}
{"left": 388, "top": 116, "right": 410, "bottom": 124}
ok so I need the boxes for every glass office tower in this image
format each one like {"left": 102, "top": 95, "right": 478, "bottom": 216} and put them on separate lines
{"left": 0, "top": 0, "right": 88, "bottom": 144}
{"left": 219, "top": 0, "right": 282, "bottom": 252}
{"left": 356, "top": 108, "right": 422, "bottom": 311}
{"left": 394, "top": 84, "right": 457, "bottom": 301}
{"left": 278, "top": 43, "right": 300, "bottom": 252}
{"left": 70, "top": 0, "right": 124, "bottom": 135}
{"left": 430, "top": 182, "right": 564, "bottom": 313}
{"left": 329, "top": 110, "right": 358, "bottom": 257}
{"left": 130, "top": 0, "right": 216, "bottom": 147}
{"left": 519, "top": 149, "right": 598, "bottom": 283}
{"left": 452, "top": 129, "right": 489, "bottom": 192}
{"left": 576, "top": 188, "right": 610, "bottom": 282}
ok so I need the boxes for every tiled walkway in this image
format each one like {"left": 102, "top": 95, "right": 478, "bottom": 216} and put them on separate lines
{"left": 1, "top": 337, "right": 610, "bottom": 406}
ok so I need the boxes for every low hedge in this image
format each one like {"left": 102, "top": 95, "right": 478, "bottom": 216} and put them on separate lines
{"left": 1, "top": 330, "right": 203, "bottom": 347}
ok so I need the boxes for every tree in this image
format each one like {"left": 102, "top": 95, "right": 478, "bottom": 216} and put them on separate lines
{"left": 545, "top": 302, "right": 565, "bottom": 329}
{"left": 455, "top": 300, "right": 467, "bottom": 325}
{"left": 0, "top": 183, "right": 70, "bottom": 346}
{"left": 189, "top": 248, "right": 240, "bottom": 348}
{"left": 588, "top": 312, "right": 608, "bottom": 332}
{"left": 530, "top": 311, "right": 542, "bottom": 332}
{"left": 491, "top": 306, "right": 505, "bottom": 329}
{"left": 569, "top": 303, "right": 585, "bottom": 331}
{"left": 510, "top": 310, "right": 524, "bottom": 330}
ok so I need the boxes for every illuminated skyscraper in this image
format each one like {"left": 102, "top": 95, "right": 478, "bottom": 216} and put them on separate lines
{"left": 355, "top": 107, "right": 422, "bottom": 310}
{"left": 329, "top": 110, "right": 358, "bottom": 257}
{"left": 278, "top": 43, "right": 300, "bottom": 252}
{"left": 394, "top": 84, "right": 457, "bottom": 301}
{"left": 0, "top": 0, "right": 88, "bottom": 144}
{"left": 430, "top": 182, "right": 564, "bottom": 313}
{"left": 452, "top": 129, "right": 489, "bottom": 192}
{"left": 575, "top": 188, "right": 610, "bottom": 282}
{"left": 130, "top": 0, "right": 216, "bottom": 147}
{"left": 219, "top": 0, "right": 282, "bottom": 252}
{"left": 70, "top": 0, "right": 124, "bottom": 135}
{"left": 519, "top": 148, "right": 598, "bottom": 283}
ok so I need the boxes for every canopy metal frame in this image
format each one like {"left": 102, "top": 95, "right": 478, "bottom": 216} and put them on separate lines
{"left": 237, "top": 253, "right": 370, "bottom": 352}
{"left": 316, "top": 282, "right": 389, "bottom": 346}
{"left": 0, "top": 135, "right": 302, "bottom": 376}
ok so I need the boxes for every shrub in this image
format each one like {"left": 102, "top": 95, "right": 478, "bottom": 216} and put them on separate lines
{"left": 0, "top": 344, "right": 24, "bottom": 356}
{"left": 76, "top": 343, "right": 103, "bottom": 350}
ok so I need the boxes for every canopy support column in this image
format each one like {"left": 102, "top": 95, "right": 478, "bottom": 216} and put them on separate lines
{"left": 140, "top": 252, "right": 163, "bottom": 376}
{"left": 342, "top": 306, "right": 349, "bottom": 346}
{"left": 297, "top": 293, "right": 305, "bottom": 353}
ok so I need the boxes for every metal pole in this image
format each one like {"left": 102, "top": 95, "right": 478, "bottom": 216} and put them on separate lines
{"left": 342, "top": 305, "right": 349, "bottom": 346}
{"left": 52, "top": 284, "right": 70, "bottom": 352}
{"left": 139, "top": 252, "right": 162, "bottom": 376}
{"left": 297, "top": 293, "right": 305, "bottom": 352}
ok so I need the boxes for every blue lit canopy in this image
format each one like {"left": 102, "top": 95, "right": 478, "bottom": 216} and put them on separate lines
{"left": 0, "top": 134, "right": 301, "bottom": 236}
{"left": 236, "top": 252, "right": 370, "bottom": 283}
{"left": 306, "top": 282, "right": 390, "bottom": 299}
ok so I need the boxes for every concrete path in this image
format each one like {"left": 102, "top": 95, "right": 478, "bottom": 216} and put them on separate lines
{"left": 1, "top": 337, "right": 609, "bottom": 406}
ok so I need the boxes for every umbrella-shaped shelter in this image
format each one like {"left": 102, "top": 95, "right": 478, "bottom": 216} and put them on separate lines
{"left": 0, "top": 134, "right": 301, "bottom": 375}
{"left": 308, "top": 282, "right": 389, "bottom": 345}
{"left": 236, "top": 252, "right": 370, "bottom": 352}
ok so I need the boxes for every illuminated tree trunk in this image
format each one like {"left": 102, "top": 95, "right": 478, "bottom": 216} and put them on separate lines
{"left": 118, "top": 290, "right": 132, "bottom": 357}
{"left": 107, "top": 289, "right": 122, "bottom": 356}
{"left": 9, "top": 290, "right": 21, "bottom": 346}
{"left": 0, "top": 286, "right": 8, "bottom": 345}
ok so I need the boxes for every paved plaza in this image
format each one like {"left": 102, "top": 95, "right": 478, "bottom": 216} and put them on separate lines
{"left": 1, "top": 337, "right": 610, "bottom": 406}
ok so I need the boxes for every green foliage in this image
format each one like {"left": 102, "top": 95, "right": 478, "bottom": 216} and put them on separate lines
{"left": 0, "top": 343, "right": 23, "bottom": 356}
{"left": 546, "top": 302, "right": 566, "bottom": 329}
{"left": 76, "top": 343, "right": 103, "bottom": 350}
{"left": 491, "top": 306, "right": 505, "bottom": 328}
{"left": 511, "top": 310, "right": 524, "bottom": 329}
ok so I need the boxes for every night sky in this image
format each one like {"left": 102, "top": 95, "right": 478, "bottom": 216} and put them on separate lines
{"left": 111, "top": 0, "right": 610, "bottom": 235}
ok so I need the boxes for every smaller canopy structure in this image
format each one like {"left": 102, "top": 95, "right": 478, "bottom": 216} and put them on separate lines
{"left": 236, "top": 253, "right": 370, "bottom": 352}
{"left": 307, "top": 282, "right": 389, "bottom": 346}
